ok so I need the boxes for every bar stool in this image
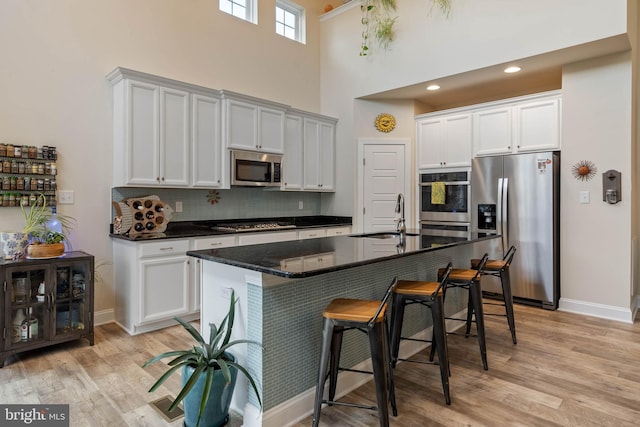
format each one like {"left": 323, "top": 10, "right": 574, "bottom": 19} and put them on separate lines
{"left": 312, "top": 277, "right": 398, "bottom": 427}
{"left": 389, "top": 263, "right": 453, "bottom": 405}
{"left": 436, "top": 253, "right": 489, "bottom": 370}
{"left": 470, "top": 245, "right": 518, "bottom": 344}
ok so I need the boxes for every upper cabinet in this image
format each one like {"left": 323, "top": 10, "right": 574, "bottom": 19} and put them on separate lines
{"left": 283, "top": 113, "right": 304, "bottom": 190}
{"left": 473, "top": 91, "right": 561, "bottom": 156}
{"left": 416, "top": 113, "right": 472, "bottom": 170}
{"left": 303, "top": 115, "right": 337, "bottom": 191}
{"left": 221, "top": 91, "right": 287, "bottom": 154}
{"left": 108, "top": 68, "right": 223, "bottom": 189}
{"left": 191, "top": 93, "right": 225, "bottom": 188}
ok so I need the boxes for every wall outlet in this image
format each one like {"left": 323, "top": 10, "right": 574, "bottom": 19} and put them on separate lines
{"left": 58, "top": 190, "right": 74, "bottom": 204}
{"left": 175, "top": 201, "right": 183, "bottom": 212}
{"left": 298, "top": 201, "right": 303, "bottom": 210}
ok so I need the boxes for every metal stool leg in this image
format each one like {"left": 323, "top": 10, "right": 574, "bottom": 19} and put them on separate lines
{"left": 389, "top": 294, "right": 406, "bottom": 368}
{"left": 313, "top": 319, "right": 335, "bottom": 427}
{"left": 501, "top": 269, "right": 517, "bottom": 344}
{"left": 431, "top": 294, "right": 451, "bottom": 404}
{"left": 468, "top": 281, "right": 488, "bottom": 370}
{"left": 368, "top": 322, "right": 391, "bottom": 427}
{"left": 382, "top": 319, "right": 398, "bottom": 416}
{"left": 328, "top": 326, "right": 344, "bottom": 402}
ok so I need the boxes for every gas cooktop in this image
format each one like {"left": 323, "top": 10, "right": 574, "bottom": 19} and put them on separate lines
{"left": 213, "top": 222, "right": 296, "bottom": 232}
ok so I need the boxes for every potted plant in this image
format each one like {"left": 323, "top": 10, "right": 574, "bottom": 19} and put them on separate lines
{"left": 143, "top": 290, "right": 263, "bottom": 427}
{"left": 21, "top": 194, "right": 75, "bottom": 258}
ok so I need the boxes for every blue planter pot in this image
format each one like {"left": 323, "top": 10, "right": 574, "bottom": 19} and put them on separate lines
{"left": 182, "top": 353, "right": 238, "bottom": 427}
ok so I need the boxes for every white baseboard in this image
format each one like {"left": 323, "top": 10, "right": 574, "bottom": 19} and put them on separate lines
{"left": 249, "top": 309, "right": 468, "bottom": 427}
{"left": 558, "top": 297, "right": 634, "bottom": 323}
{"left": 94, "top": 308, "right": 114, "bottom": 326}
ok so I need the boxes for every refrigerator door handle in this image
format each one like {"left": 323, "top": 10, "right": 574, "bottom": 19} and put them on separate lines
{"left": 502, "top": 177, "right": 509, "bottom": 253}
{"left": 497, "top": 178, "right": 504, "bottom": 248}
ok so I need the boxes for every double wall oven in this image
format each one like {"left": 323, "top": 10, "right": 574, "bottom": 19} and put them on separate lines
{"left": 419, "top": 170, "right": 471, "bottom": 238}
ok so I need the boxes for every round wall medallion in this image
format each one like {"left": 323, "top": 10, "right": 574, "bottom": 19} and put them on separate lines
{"left": 375, "top": 113, "right": 396, "bottom": 133}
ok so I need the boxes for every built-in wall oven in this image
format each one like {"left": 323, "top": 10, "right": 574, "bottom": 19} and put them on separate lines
{"left": 419, "top": 170, "right": 471, "bottom": 237}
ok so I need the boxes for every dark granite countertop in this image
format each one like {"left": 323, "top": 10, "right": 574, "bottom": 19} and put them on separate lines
{"left": 187, "top": 230, "right": 499, "bottom": 278}
{"left": 109, "top": 216, "right": 352, "bottom": 241}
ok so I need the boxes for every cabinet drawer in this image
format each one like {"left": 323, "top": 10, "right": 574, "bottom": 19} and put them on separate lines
{"left": 298, "top": 229, "right": 327, "bottom": 240}
{"left": 139, "top": 240, "right": 190, "bottom": 258}
{"left": 193, "top": 236, "right": 236, "bottom": 250}
{"left": 326, "top": 226, "right": 351, "bottom": 236}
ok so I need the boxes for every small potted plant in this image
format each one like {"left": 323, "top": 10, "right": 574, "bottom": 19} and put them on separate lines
{"left": 21, "top": 194, "right": 75, "bottom": 259}
{"left": 143, "top": 290, "right": 262, "bottom": 427}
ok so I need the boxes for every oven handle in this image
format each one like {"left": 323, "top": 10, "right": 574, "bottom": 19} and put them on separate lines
{"left": 420, "top": 181, "right": 470, "bottom": 186}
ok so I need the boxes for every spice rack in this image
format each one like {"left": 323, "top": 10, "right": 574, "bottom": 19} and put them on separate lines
{"left": 0, "top": 144, "right": 58, "bottom": 208}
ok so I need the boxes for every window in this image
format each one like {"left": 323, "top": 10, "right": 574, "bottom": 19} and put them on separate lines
{"left": 276, "top": 0, "right": 305, "bottom": 43}
{"left": 220, "top": 0, "right": 256, "bottom": 23}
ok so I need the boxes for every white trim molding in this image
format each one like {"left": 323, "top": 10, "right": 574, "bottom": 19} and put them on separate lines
{"left": 558, "top": 298, "right": 634, "bottom": 324}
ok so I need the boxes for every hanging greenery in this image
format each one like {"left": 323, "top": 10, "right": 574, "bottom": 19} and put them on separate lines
{"left": 360, "top": 0, "right": 451, "bottom": 56}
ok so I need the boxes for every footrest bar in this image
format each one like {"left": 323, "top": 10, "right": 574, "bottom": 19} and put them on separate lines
{"left": 322, "top": 400, "right": 377, "bottom": 411}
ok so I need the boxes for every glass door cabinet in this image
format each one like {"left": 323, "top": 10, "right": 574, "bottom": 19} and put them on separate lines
{"left": 1, "top": 251, "right": 94, "bottom": 367}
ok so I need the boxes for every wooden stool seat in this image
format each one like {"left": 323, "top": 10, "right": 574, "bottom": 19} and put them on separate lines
{"left": 438, "top": 267, "right": 477, "bottom": 282}
{"left": 471, "top": 258, "right": 507, "bottom": 271}
{"left": 323, "top": 298, "right": 387, "bottom": 322}
{"left": 394, "top": 280, "right": 442, "bottom": 297}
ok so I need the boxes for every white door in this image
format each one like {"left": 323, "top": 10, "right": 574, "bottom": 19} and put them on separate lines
{"left": 362, "top": 144, "right": 407, "bottom": 232}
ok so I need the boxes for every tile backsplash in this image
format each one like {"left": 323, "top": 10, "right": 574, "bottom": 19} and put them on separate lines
{"left": 112, "top": 187, "right": 322, "bottom": 222}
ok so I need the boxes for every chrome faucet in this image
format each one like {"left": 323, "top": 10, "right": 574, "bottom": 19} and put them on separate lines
{"left": 395, "top": 193, "right": 406, "bottom": 234}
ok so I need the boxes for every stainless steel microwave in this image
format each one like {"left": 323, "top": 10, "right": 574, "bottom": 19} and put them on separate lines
{"left": 230, "top": 150, "right": 282, "bottom": 187}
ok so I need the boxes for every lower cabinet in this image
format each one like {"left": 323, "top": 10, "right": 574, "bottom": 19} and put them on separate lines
{"left": 191, "top": 236, "right": 236, "bottom": 313}
{"left": 113, "top": 239, "right": 196, "bottom": 335}
{"left": 1, "top": 251, "right": 94, "bottom": 367}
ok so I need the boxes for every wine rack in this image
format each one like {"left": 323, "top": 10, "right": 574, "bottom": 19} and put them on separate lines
{"left": 125, "top": 196, "right": 171, "bottom": 235}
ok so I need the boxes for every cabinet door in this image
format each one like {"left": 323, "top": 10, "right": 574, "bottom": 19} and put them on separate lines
{"left": 443, "top": 114, "right": 472, "bottom": 168}
{"left": 283, "top": 114, "right": 303, "bottom": 190}
{"left": 303, "top": 118, "right": 335, "bottom": 191}
{"left": 192, "top": 94, "right": 223, "bottom": 188}
{"left": 192, "top": 236, "right": 236, "bottom": 312}
{"left": 515, "top": 97, "right": 560, "bottom": 152}
{"left": 473, "top": 106, "right": 513, "bottom": 156}
{"left": 319, "top": 121, "right": 335, "bottom": 191}
{"left": 160, "top": 87, "right": 190, "bottom": 186}
{"left": 4, "top": 265, "right": 49, "bottom": 349}
{"left": 259, "top": 107, "right": 285, "bottom": 153}
{"left": 126, "top": 80, "right": 160, "bottom": 185}
{"left": 225, "top": 99, "right": 258, "bottom": 151}
{"left": 140, "top": 255, "right": 190, "bottom": 324}
{"left": 417, "top": 118, "right": 445, "bottom": 170}
{"left": 52, "top": 259, "right": 93, "bottom": 342}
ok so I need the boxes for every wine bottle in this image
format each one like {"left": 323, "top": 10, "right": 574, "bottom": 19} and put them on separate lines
{"left": 132, "top": 201, "right": 143, "bottom": 210}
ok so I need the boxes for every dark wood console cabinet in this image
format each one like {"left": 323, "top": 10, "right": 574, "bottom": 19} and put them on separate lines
{"left": 1, "top": 251, "right": 94, "bottom": 367}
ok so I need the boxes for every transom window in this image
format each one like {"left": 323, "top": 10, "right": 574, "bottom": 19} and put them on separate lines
{"left": 220, "top": 0, "right": 256, "bottom": 23}
{"left": 276, "top": 0, "right": 305, "bottom": 43}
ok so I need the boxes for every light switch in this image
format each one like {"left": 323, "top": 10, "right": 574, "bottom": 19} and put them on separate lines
{"left": 58, "top": 190, "right": 74, "bottom": 204}
{"left": 579, "top": 191, "right": 590, "bottom": 204}
{"left": 175, "top": 201, "right": 183, "bottom": 212}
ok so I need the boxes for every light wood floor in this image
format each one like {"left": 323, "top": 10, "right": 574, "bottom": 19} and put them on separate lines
{"left": 1, "top": 303, "right": 639, "bottom": 426}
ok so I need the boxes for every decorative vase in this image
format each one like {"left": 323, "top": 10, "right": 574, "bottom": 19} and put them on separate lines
{"left": 0, "top": 232, "right": 29, "bottom": 260}
{"left": 182, "top": 353, "right": 239, "bottom": 427}
{"left": 26, "top": 242, "right": 65, "bottom": 259}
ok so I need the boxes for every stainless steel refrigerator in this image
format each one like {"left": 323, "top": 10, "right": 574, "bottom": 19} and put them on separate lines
{"left": 471, "top": 151, "right": 560, "bottom": 309}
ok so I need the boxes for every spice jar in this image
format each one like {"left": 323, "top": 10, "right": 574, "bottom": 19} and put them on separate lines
{"left": 23, "top": 177, "right": 30, "bottom": 190}
{"left": 8, "top": 193, "right": 15, "bottom": 207}
{"left": 37, "top": 163, "right": 44, "bottom": 175}
{"left": 18, "top": 161, "right": 25, "bottom": 174}
{"left": 29, "top": 194, "right": 36, "bottom": 206}
{"left": 5, "top": 144, "right": 14, "bottom": 157}
{"left": 21, "top": 195, "right": 29, "bottom": 207}
{"left": 2, "top": 160, "right": 10, "bottom": 173}
{"left": 28, "top": 146, "right": 37, "bottom": 159}
{"left": 10, "top": 160, "right": 18, "bottom": 174}
{"left": 0, "top": 144, "right": 6, "bottom": 157}
{"left": 31, "top": 163, "right": 38, "bottom": 174}
{"left": 13, "top": 145, "right": 21, "bottom": 157}
{"left": 30, "top": 178, "right": 37, "bottom": 191}
{"left": 2, "top": 177, "right": 9, "bottom": 190}
{"left": 16, "top": 177, "right": 24, "bottom": 190}
{"left": 9, "top": 177, "right": 16, "bottom": 190}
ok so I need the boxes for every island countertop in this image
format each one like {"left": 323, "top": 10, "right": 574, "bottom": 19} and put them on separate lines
{"left": 187, "top": 230, "right": 498, "bottom": 278}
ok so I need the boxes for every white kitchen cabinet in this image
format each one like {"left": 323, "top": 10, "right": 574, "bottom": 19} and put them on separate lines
{"left": 237, "top": 230, "right": 298, "bottom": 246}
{"left": 283, "top": 113, "right": 304, "bottom": 190}
{"left": 416, "top": 113, "right": 472, "bottom": 170}
{"left": 113, "top": 239, "right": 196, "bottom": 335}
{"left": 303, "top": 116, "right": 336, "bottom": 191}
{"left": 222, "top": 92, "right": 287, "bottom": 154}
{"left": 191, "top": 236, "right": 237, "bottom": 313}
{"left": 298, "top": 229, "right": 326, "bottom": 240}
{"left": 473, "top": 91, "right": 561, "bottom": 157}
{"left": 325, "top": 226, "right": 352, "bottom": 236}
{"left": 110, "top": 74, "right": 190, "bottom": 186}
{"left": 192, "top": 93, "right": 226, "bottom": 188}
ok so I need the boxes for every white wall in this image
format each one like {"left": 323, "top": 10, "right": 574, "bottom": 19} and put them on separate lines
{"left": 560, "top": 53, "right": 634, "bottom": 317}
{"left": 321, "top": 0, "right": 637, "bottom": 320}
{"left": 0, "top": 0, "right": 323, "bottom": 316}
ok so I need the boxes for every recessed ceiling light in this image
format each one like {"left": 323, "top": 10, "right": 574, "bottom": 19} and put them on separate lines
{"left": 504, "top": 66, "right": 521, "bottom": 74}
{"left": 426, "top": 84, "right": 440, "bottom": 91}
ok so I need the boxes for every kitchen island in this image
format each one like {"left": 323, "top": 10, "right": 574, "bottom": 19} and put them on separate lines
{"left": 187, "top": 231, "right": 498, "bottom": 427}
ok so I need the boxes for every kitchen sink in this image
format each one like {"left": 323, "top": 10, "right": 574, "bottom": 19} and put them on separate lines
{"left": 350, "top": 232, "right": 420, "bottom": 239}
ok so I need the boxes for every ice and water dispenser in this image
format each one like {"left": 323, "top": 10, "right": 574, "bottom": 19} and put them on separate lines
{"left": 478, "top": 204, "right": 497, "bottom": 233}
